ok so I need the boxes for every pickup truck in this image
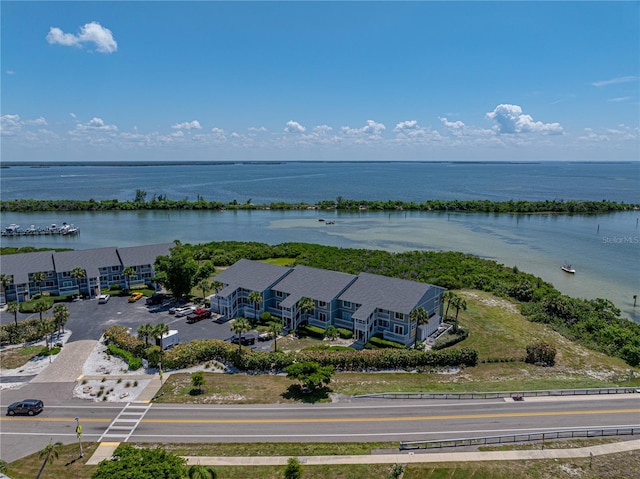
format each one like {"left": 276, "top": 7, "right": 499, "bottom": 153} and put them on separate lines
{"left": 186, "top": 308, "right": 212, "bottom": 323}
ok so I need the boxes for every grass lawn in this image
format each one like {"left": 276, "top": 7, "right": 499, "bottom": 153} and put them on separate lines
{"left": 0, "top": 345, "right": 47, "bottom": 370}
{"left": 5, "top": 442, "right": 638, "bottom": 479}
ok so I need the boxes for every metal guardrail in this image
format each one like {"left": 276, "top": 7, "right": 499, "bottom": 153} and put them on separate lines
{"left": 400, "top": 426, "right": 640, "bottom": 450}
{"left": 355, "top": 387, "right": 638, "bottom": 400}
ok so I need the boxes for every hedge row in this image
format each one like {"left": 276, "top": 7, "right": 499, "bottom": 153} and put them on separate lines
{"left": 103, "top": 327, "right": 478, "bottom": 372}
{"left": 365, "top": 335, "right": 406, "bottom": 349}
{"left": 106, "top": 343, "right": 142, "bottom": 370}
{"left": 432, "top": 328, "right": 469, "bottom": 350}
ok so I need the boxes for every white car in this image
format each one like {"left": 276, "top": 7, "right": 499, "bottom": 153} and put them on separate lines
{"left": 98, "top": 294, "right": 110, "bottom": 304}
{"left": 174, "top": 306, "right": 196, "bottom": 317}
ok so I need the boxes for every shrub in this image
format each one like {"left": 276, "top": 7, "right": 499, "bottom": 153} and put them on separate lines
{"left": 325, "top": 325, "right": 338, "bottom": 340}
{"left": 337, "top": 327, "right": 353, "bottom": 339}
{"left": 366, "top": 335, "right": 405, "bottom": 349}
{"left": 297, "top": 324, "right": 326, "bottom": 339}
{"left": 432, "top": 328, "right": 469, "bottom": 350}
{"left": 525, "top": 341, "right": 556, "bottom": 366}
{"left": 107, "top": 343, "right": 143, "bottom": 370}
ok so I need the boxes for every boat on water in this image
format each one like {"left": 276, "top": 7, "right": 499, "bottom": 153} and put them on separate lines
{"left": 561, "top": 263, "right": 576, "bottom": 274}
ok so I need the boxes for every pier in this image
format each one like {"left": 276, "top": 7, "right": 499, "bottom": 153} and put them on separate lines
{"left": 2, "top": 223, "right": 80, "bottom": 237}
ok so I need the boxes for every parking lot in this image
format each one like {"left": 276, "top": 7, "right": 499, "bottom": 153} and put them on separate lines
{"left": 1, "top": 296, "right": 273, "bottom": 352}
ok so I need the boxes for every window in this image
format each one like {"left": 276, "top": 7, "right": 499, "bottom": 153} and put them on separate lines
{"left": 62, "top": 271, "right": 70, "bottom": 277}
{"left": 395, "top": 312, "right": 404, "bottom": 320}
{"left": 45, "top": 281, "right": 54, "bottom": 287}
{"left": 276, "top": 291, "right": 284, "bottom": 298}
{"left": 62, "top": 281, "right": 72, "bottom": 288}
{"left": 343, "top": 301, "right": 351, "bottom": 308}
{"left": 111, "top": 266, "right": 120, "bottom": 272}
{"left": 379, "top": 320, "right": 389, "bottom": 328}
{"left": 319, "top": 312, "right": 327, "bottom": 322}
{"left": 112, "top": 275, "right": 120, "bottom": 281}
{"left": 318, "top": 301, "right": 327, "bottom": 308}
{"left": 394, "top": 324, "right": 404, "bottom": 335}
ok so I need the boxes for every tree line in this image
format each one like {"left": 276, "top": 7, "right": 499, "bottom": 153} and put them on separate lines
{"left": 1, "top": 195, "right": 637, "bottom": 214}
{"left": 153, "top": 241, "right": 640, "bottom": 366}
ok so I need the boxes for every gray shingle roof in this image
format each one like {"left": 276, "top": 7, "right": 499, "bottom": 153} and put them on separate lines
{"left": 1, "top": 251, "right": 55, "bottom": 284}
{"left": 339, "top": 272, "right": 433, "bottom": 315}
{"left": 53, "top": 248, "right": 121, "bottom": 278}
{"left": 214, "top": 259, "right": 292, "bottom": 292}
{"left": 117, "top": 243, "right": 173, "bottom": 267}
{"left": 275, "top": 265, "right": 357, "bottom": 308}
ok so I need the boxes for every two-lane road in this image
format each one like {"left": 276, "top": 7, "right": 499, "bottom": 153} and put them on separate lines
{"left": 2, "top": 395, "right": 638, "bottom": 462}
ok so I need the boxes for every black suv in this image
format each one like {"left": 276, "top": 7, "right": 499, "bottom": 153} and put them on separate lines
{"left": 7, "top": 399, "right": 44, "bottom": 416}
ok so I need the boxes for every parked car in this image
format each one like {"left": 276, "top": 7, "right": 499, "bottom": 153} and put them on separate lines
{"left": 98, "top": 294, "right": 110, "bottom": 304}
{"left": 128, "top": 292, "right": 144, "bottom": 303}
{"left": 174, "top": 306, "right": 196, "bottom": 317}
{"left": 146, "top": 292, "right": 168, "bottom": 305}
{"left": 7, "top": 399, "right": 44, "bottom": 416}
{"left": 186, "top": 308, "right": 212, "bottom": 323}
{"left": 228, "top": 331, "right": 259, "bottom": 346}
{"left": 257, "top": 332, "right": 272, "bottom": 341}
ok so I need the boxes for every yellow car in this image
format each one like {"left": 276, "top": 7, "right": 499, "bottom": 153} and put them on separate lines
{"left": 128, "top": 292, "right": 144, "bottom": 303}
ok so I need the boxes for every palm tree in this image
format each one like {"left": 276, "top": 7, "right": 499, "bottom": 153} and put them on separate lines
{"left": 187, "top": 464, "right": 217, "bottom": 479}
{"left": 122, "top": 266, "right": 136, "bottom": 292}
{"left": 0, "top": 273, "right": 12, "bottom": 304}
{"left": 247, "top": 291, "right": 263, "bottom": 321}
{"left": 297, "top": 297, "right": 315, "bottom": 328}
{"left": 231, "top": 317, "right": 250, "bottom": 352}
{"left": 70, "top": 266, "right": 86, "bottom": 297}
{"left": 268, "top": 321, "right": 283, "bottom": 352}
{"left": 451, "top": 295, "right": 467, "bottom": 333}
{"left": 410, "top": 307, "right": 430, "bottom": 347}
{"left": 442, "top": 291, "right": 455, "bottom": 321}
{"left": 152, "top": 322, "right": 170, "bottom": 346}
{"left": 32, "top": 271, "right": 47, "bottom": 296}
{"left": 211, "top": 280, "right": 223, "bottom": 312}
{"left": 7, "top": 301, "right": 19, "bottom": 327}
{"left": 53, "top": 304, "right": 70, "bottom": 336}
{"left": 35, "top": 439, "right": 62, "bottom": 479}
{"left": 33, "top": 299, "right": 52, "bottom": 348}
{"left": 137, "top": 323, "right": 155, "bottom": 345}
{"left": 196, "top": 278, "right": 211, "bottom": 303}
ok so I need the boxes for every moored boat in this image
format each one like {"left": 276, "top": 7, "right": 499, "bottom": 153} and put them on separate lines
{"left": 561, "top": 263, "right": 576, "bottom": 274}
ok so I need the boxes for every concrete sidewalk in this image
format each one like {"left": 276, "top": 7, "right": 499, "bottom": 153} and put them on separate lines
{"left": 87, "top": 438, "right": 640, "bottom": 467}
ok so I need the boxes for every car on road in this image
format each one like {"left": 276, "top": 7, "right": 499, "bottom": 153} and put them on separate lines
{"left": 128, "top": 292, "right": 144, "bottom": 303}
{"left": 7, "top": 399, "right": 44, "bottom": 416}
{"left": 98, "top": 294, "right": 110, "bottom": 304}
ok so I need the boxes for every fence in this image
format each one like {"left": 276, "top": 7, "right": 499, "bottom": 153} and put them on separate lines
{"left": 400, "top": 426, "right": 640, "bottom": 450}
{"left": 356, "top": 387, "right": 638, "bottom": 401}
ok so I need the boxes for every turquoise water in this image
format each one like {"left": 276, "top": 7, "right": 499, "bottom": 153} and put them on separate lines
{"left": 1, "top": 161, "right": 639, "bottom": 320}
{"left": 1, "top": 208, "right": 638, "bottom": 322}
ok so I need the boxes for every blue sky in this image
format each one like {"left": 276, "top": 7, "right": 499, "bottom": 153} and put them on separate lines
{"left": 1, "top": 1, "right": 638, "bottom": 161}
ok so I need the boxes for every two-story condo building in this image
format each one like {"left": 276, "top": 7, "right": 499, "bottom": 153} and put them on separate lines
{"left": 211, "top": 259, "right": 445, "bottom": 348}
{"left": 0, "top": 243, "right": 172, "bottom": 303}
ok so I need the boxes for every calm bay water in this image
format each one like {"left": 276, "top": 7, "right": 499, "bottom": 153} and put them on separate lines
{"left": 1, "top": 161, "right": 639, "bottom": 321}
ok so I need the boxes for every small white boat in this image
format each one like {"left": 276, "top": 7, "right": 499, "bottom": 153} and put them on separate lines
{"left": 561, "top": 263, "right": 576, "bottom": 274}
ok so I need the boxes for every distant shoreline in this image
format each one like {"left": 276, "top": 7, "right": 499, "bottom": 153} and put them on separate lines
{"left": 1, "top": 197, "right": 637, "bottom": 214}
{"left": 3, "top": 160, "right": 637, "bottom": 168}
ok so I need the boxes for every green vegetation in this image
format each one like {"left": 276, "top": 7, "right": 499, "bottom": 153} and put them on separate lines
{"left": 156, "top": 241, "right": 638, "bottom": 366}
{"left": 4, "top": 442, "right": 639, "bottom": 479}
{"left": 91, "top": 444, "right": 187, "bottom": 479}
{"left": 2, "top": 196, "right": 637, "bottom": 214}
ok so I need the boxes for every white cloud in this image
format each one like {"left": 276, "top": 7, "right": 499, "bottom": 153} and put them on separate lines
{"left": 342, "top": 120, "right": 386, "bottom": 139}
{"left": 73, "top": 117, "right": 118, "bottom": 133}
{"left": 47, "top": 22, "right": 118, "bottom": 54}
{"left": 592, "top": 76, "right": 639, "bottom": 87}
{"left": 248, "top": 126, "right": 267, "bottom": 132}
{"left": 284, "top": 120, "right": 306, "bottom": 133}
{"left": 394, "top": 120, "right": 419, "bottom": 131}
{"left": 485, "top": 104, "right": 563, "bottom": 135}
{"left": 607, "top": 97, "right": 631, "bottom": 103}
{"left": 172, "top": 120, "right": 201, "bottom": 130}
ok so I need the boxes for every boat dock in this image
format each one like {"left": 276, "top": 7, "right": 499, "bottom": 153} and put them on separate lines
{"left": 2, "top": 223, "right": 80, "bottom": 237}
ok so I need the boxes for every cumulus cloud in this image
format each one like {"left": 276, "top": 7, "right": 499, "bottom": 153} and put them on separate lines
{"left": 46, "top": 22, "right": 118, "bottom": 54}
{"left": 284, "top": 120, "right": 306, "bottom": 133}
{"left": 172, "top": 120, "right": 201, "bottom": 130}
{"left": 74, "top": 117, "right": 118, "bottom": 132}
{"left": 248, "top": 126, "right": 267, "bottom": 132}
{"left": 485, "top": 104, "right": 563, "bottom": 135}
{"left": 394, "top": 120, "right": 419, "bottom": 131}
{"left": 592, "top": 76, "right": 639, "bottom": 87}
{"left": 342, "top": 120, "right": 386, "bottom": 138}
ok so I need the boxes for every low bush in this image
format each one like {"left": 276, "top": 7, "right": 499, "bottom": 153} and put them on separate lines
{"left": 38, "top": 346, "right": 61, "bottom": 356}
{"left": 525, "top": 341, "right": 556, "bottom": 366}
{"left": 297, "top": 324, "right": 326, "bottom": 339}
{"left": 365, "top": 335, "right": 405, "bottom": 349}
{"left": 337, "top": 327, "right": 353, "bottom": 339}
{"left": 107, "top": 343, "right": 142, "bottom": 370}
{"left": 432, "top": 328, "right": 469, "bottom": 350}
